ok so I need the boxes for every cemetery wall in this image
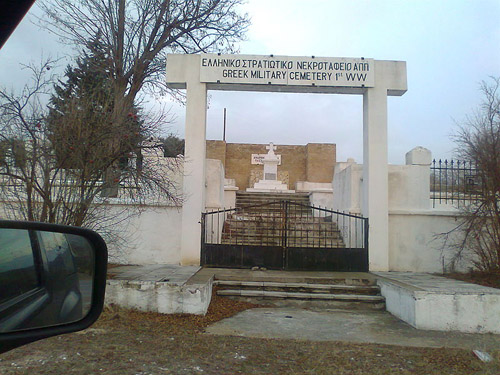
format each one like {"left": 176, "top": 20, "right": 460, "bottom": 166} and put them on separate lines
{"left": 206, "top": 141, "right": 335, "bottom": 191}
{"left": 0, "top": 198, "right": 183, "bottom": 265}
{"left": 306, "top": 143, "right": 337, "bottom": 183}
{"left": 332, "top": 149, "right": 469, "bottom": 273}
{"left": 105, "top": 204, "right": 183, "bottom": 265}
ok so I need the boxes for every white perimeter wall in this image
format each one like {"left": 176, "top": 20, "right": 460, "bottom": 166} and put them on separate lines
{"left": 108, "top": 159, "right": 227, "bottom": 265}
{"left": 105, "top": 204, "right": 183, "bottom": 265}
{"left": 332, "top": 148, "right": 468, "bottom": 272}
{"left": 0, "top": 158, "right": 226, "bottom": 266}
{"left": 388, "top": 211, "right": 463, "bottom": 272}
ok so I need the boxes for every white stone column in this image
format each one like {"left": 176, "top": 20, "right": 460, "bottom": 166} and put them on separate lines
{"left": 363, "top": 86, "right": 389, "bottom": 271}
{"left": 181, "top": 80, "right": 207, "bottom": 265}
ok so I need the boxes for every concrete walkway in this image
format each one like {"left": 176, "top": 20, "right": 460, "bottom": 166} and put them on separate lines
{"left": 205, "top": 307, "right": 500, "bottom": 350}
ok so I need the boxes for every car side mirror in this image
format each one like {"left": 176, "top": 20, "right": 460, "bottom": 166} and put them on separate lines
{"left": 0, "top": 220, "right": 107, "bottom": 353}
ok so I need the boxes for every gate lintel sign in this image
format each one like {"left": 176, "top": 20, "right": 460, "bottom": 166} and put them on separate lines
{"left": 200, "top": 54, "right": 374, "bottom": 88}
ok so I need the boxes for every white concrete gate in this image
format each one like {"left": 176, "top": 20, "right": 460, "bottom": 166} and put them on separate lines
{"left": 165, "top": 54, "right": 407, "bottom": 271}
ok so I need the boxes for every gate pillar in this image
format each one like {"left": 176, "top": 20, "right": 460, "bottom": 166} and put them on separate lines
{"left": 168, "top": 55, "right": 208, "bottom": 265}
{"left": 362, "top": 61, "right": 407, "bottom": 271}
{"left": 363, "top": 85, "right": 389, "bottom": 271}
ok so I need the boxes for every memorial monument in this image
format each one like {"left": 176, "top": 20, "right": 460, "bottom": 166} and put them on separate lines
{"left": 247, "top": 143, "right": 294, "bottom": 192}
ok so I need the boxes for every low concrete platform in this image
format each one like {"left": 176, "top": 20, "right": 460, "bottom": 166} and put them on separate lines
{"left": 375, "top": 272, "right": 500, "bottom": 334}
{"left": 105, "top": 265, "right": 212, "bottom": 315}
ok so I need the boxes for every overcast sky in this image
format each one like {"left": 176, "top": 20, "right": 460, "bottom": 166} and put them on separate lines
{"left": 1, "top": 0, "right": 499, "bottom": 163}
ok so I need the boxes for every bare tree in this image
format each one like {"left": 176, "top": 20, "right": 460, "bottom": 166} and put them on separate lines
{"left": 37, "top": 0, "right": 248, "bottom": 195}
{"left": 38, "top": 0, "right": 249, "bottom": 120}
{"left": 0, "top": 60, "right": 181, "bottom": 253}
{"left": 446, "top": 77, "right": 500, "bottom": 271}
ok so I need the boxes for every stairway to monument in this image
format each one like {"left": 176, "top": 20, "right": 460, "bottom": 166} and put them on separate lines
{"left": 213, "top": 270, "right": 385, "bottom": 310}
{"left": 236, "top": 191, "right": 310, "bottom": 209}
{"left": 221, "top": 192, "right": 345, "bottom": 247}
{"left": 221, "top": 215, "right": 345, "bottom": 247}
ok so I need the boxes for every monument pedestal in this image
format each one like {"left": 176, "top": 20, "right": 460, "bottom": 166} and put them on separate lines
{"left": 246, "top": 142, "right": 295, "bottom": 193}
{"left": 247, "top": 179, "right": 295, "bottom": 193}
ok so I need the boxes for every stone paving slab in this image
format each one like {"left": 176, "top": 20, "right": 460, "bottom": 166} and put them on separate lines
{"left": 374, "top": 272, "right": 500, "bottom": 295}
{"left": 205, "top": 307, "right": 500, "bottom": 350}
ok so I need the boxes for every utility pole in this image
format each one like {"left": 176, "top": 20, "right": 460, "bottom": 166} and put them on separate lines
{"left": 223, "top": 108, "right": 226, "bottom": 142}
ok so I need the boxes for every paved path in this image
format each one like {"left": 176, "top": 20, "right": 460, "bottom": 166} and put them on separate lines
{"left": 206, "top": 307, "right": 500, "bottom": 350}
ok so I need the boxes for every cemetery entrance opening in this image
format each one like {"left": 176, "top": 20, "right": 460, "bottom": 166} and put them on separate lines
{"left": 166, "top": 53, "right": 407, "bottom": 270}
{"left": 201, "top": 200, "right": 368, "bottom": 271}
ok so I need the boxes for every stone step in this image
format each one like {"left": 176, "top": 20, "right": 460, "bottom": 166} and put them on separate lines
{"left": 214, "top": 273, "right": 384, "bottom": 310}
{"left": 221, "top": 234, "right": 344, "bottom": 241}
{"left": 220, "top": 240, "right": 346, "bottom": 247}
{"left": 214, "top": 273, "right": 376, "bottom": 286}
{"left": 222, "top": 229, "right": 343, "bottom": 237}
{"left": 222, "top": 230, "right": 342, "bottom": 238}
{"left": 222, "top": 228, "right": 343, "bottom": 236}
{"left": 216, "top": 289, "right": 385, "bottom": 310}
{"left": 215, "top": 280, "right": 380, "bottom": 295}
{"left": 223, "top": 221, "right": 341, "bottom": 229}
{"left": 236, "top": 194, "right": 310, "bottom": 199}
{"left": 236, "top": 194, "right": 310, "bottom": 207}
{"left": 236, "top": 198, "right": 310, "bottom": 204}
{"left": 227, "top": 214, "right": 339, "bottom": 222}
{"left": 236, "top": 192, "right": 310, "bottom": 198}
{"left": 218, "top": 294, "right": 386, "bottom": 311}
{"left": 234, "top": 206, "right": 311, "bottom": 213}
{"left": 225, "top": 222, "right": 335, "bottom": 229}
{"left": 223, "top": 224, "right": 342, "bottom": 233}
{"left": 223, "top": 232, "right": 342, "bottom": 237}
{"left": 236, "top": 200, "right": 310, "bottom": 205}
{"left": 236, "top": 203, "right": 310, "bottom": 207}
{"left": 225, "top": 219, "right": 341, "bottom": 229}
{"left": 218, "top": 289, "right": 384, "bottom": 302}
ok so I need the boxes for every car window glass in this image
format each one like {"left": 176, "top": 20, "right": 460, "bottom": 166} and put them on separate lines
{"left": 0, "top": 229, "right": 40, "bottom": 305}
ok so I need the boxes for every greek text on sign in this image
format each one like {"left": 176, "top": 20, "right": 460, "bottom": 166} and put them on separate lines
{"left": 252, "top": 154, "right": 281, "bottom": 165}
{"left": 200, "top": 54, "right": 374, "bottom": 87}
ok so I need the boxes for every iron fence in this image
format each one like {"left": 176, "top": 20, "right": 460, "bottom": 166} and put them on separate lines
{"left": 430, "top": 159, "right": 481, "bottom": 208}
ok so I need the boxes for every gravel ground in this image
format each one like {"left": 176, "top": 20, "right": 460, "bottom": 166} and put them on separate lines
{"left": 1, "top": 289, "right": 498, "bottom": 375}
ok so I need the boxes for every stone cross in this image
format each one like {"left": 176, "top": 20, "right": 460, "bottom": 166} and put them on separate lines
{"left": 263, "top": 143, "right": 280, "bottom": 181}
{"left": 266, "top": 142, "right": 277, "bottom": 156}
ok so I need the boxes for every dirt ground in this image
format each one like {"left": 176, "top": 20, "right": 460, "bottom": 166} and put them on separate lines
{"left": 1, "top": 290, "right": 499, "bottom": 375}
